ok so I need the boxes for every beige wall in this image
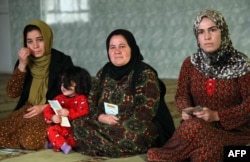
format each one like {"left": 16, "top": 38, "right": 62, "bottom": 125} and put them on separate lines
{"left": 5, "top": 0, "right": 250, "bottom": 78}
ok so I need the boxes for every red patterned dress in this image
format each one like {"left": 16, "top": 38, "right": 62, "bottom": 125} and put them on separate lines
{"left": 147, "top": 57, "right": 250, "bottom": 161}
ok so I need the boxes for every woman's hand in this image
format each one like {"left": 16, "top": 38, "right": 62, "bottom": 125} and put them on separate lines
{"left": 193, "top": 107, "right": 219, "bottom": 122}
{"left": 98, "top": 114, "right": 119, "bottom": 125}
{"left": 18, "top": 47, "right": 31, "bottom": 72}
{"left": 23, "top": 104, "right": 46, "bottom": 118}
{"left": 181, "top": 110, "right": 193, "bottom": 120}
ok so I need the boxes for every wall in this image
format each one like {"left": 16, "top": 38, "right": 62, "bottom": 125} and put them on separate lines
{"left": 8, "top": 0, "right": 250, "bottom": 78}
{"left": 0, "top": 0, "right": 12, "bottom": 73}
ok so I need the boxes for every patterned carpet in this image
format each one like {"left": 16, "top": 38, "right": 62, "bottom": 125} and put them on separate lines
{"left": 0, "top": 73, "right": 181, "bottom": 161}
{"left": 0, "top": 149, "right": 35, "bottom": 161}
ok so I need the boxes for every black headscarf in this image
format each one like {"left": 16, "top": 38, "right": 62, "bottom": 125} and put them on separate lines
{"left": 100, "top": 29, "right": 175, "bottom": 146}
{"left": 102, "top": 29, "right": 144, "bottom": 80}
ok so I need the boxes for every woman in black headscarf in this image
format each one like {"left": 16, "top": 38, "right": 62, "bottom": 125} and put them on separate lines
{"left": 147, "top": 9, "right": 250, "bottom": 162}
{"left": 72, "top": 29, "right": 175, "bottom": 158}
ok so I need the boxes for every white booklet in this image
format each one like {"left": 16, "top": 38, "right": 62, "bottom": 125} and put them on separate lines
{"left": 104, "top": 102, "right": 119, "bottom": 115}
{"left": 48, "top": 100, "right": 71, "bottom": 127}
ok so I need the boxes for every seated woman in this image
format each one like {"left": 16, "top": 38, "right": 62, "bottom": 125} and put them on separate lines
{"left": 0, "top": 20, "right": 73, "bottom": 149}
{"left": 147, "top": 9, "right": 250, "bottom": 161}
{"left": 72, "top": 29, "right": 175, "bottom": 158}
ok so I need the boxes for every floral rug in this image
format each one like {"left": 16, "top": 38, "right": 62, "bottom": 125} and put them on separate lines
{"left": 0, "top": 149, "right": 34, "bottom": 161}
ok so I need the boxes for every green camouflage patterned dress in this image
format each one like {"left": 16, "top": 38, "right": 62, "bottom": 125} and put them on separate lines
{"left": 72, "top": 68, "right": 160, "bottom": 157}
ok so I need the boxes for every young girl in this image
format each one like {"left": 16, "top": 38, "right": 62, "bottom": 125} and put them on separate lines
{"left": 43, "top": 66, "right": 91, "bottom": 154}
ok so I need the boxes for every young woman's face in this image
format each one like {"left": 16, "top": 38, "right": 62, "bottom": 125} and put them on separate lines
{"left": 108, "top": 35, "right": 131, "bottom": 66}
{"left": 61, "top": 82, "right": 76, "bottom": 97}
{"left": 26, "top": 29, "right": 46, "bottom": 58}
{"left": 197, "top": 17, "right": 221, "bottom": 54}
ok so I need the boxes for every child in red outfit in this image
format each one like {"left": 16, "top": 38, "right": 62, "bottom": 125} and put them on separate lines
{"left": 44, "top": 66, "right": 91, "bottom": 154}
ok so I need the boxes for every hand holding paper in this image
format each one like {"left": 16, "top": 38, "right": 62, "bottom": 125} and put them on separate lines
{"left": 48, "top": 100, "right": 71, "bottom": 127}
{"left": 183, "top": 105, "right": 203, "bottom": 115}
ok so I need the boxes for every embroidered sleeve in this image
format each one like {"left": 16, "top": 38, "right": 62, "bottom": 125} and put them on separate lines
{"left": 6, "top": 68, "right": 26, "bottom": 98}
{"left": 43, "top": 104, "right": 54, "bottom": 124}
{"left": 134, "top": 69, "right": 160, "bottom": 121}
{"left": 88, "top": 75, "right": 103, "bottom": 119}
{"left": 218, "top": 73, "right": 250, "bottom": 130}
{"left": 68, "top": 95, "right": 89, "bottom": 120}
{"left": 175, "top": 57, "right": 194, "bottom": 111}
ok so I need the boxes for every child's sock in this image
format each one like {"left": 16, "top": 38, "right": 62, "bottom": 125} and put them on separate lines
{"left": 61, "top": 143, "right": 71, "bottom": 154}
{"left": 45, "top": 141, "right": 52, "bottom": 149}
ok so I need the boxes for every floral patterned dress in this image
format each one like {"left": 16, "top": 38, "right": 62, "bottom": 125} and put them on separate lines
{"left": 72, "top": 68, "right": 160, "bottom": 157}
{"left": 0, "top": 69, "right": 47, "bottom": 149}
{"left": 147, "top": 57, "right": 250, "bottom": 161}
{"left": 0, "top": 49, "right": 73, "bottom": 150}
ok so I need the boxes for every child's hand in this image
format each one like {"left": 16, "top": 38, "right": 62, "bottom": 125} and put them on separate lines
{"left": 51, "top": 115, "right": 61, "bottom": 123}
{"left": 57, "top": 108, "right": 69, "bottom": 117}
